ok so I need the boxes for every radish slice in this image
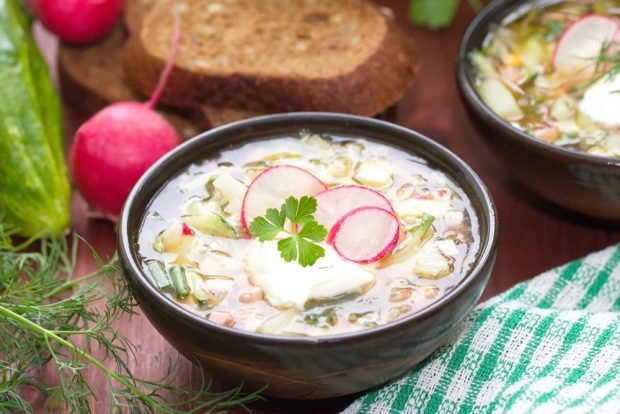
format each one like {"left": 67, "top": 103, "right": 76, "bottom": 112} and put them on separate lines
{"left": 242, "top": 165, "right": 326, "bottom": 233}
{"left": 328, "top": 207, "right": 399, "bottom": 263}
{"left": 314, "top": 185, "right": 394, "bottom": 230}
{"left": 553, "top": 15, "right": 618, "bottom": 77}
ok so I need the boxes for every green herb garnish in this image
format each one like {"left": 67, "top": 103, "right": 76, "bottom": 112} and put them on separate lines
{"left": 545, "top": 19, "right": 564, "bottom": 39}
{"left": 249, "top": 196, "right": 328, "bottom": 267}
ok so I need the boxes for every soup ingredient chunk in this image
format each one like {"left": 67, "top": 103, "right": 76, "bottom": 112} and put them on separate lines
{"left": 328, "top": 207, "right": 400, "bottom": 263}
{"left": 314, "top": 185, "right": 394, "bottom": 230}
{"left": 246, "top": 241, "right": 375, "bottom": 310}
{"left": 553, "top": 15, "right": 618, "bottom": 77}
{"left": 242, "top": 165, "right": 326, "bottom": 232}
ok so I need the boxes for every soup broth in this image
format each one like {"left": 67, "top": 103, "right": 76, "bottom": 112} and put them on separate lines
{"left": 138, "top": 131, "right": 480, "bottom": 336}
{"left": 471, "top": 0, "right": 620, "bottom": 158}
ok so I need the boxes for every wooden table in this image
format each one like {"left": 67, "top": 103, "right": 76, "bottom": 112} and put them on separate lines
{"left": 33, "top": 1, "right": 620, "bottom": 413}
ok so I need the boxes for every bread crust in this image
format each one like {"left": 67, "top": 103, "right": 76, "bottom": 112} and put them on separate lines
{"left": 58, "top": 24, "right": 208, "bottom": 139}
{"left": 122, "top": 0, "right": 419, "bottom": 115}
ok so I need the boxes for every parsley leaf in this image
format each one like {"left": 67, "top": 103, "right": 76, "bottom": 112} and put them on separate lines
{"left": 249, "top": 196, "right": 328, "bottom": 267}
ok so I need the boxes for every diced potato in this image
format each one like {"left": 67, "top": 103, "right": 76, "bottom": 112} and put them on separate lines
{"left": 550, "top": 95, "right": 577, "bottom": 121}
{"left": 413, "top": 246, "right": 454, "bottom": 279}
{"left": 256, "top": 308, "right": 299, "bottom": 334}
{"left": 443, "top": 210, "right": 464, "bottom": 228}
{"left": 476, "top": 78, "right": 524, "bottom": 121}
{"left": 327, "top": 156, "right": 353, "bottom": 178}
{"left": 394, "top": 198, "right": 451, "bottom": 218}
{"left": 354, "top": 159, "right": 393, "bottom": 188}
{"left": 518, "top": 34, "right": 545, "bottom": 70}
{"left": 436, "top": 239, "right": 460, "bottom": 256}
{"left": 212, "top": 173, "right": 246, "bottom": 215}
{"left": 153, "top": 222, "right": 194, "bottom": 255}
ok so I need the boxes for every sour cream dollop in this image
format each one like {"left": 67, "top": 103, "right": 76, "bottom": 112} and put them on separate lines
{"left": 579, "top": 73, "right": 620, "bottom": 128}
{"left": 245, "top": 241, "right": 375, "bottom": 310}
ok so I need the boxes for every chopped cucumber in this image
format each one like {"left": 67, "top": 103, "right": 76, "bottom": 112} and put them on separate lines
{"left": 143, "top": 260, "right": 172, "bottom": 291}
{"left": 170, "top": 266, "right": 190, "bottom": 300}
{"left": 469, "top": 50, "right": 498, "bottom": 78}
{"left": 476, "top": 78, "right": 524, "bottom": 121}
{"left": 183, "top": 213, "right": 237, "bottom": 239}
{"left": 381, "top": 214, "right": 435, "bottom": 267}
{"left": 519, "top": 33, "right": 545, "bottom": 71}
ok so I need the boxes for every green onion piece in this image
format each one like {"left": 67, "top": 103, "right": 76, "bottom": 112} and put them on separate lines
{"left": 194, "top": 288, "right": 211, "bottom": 307}
{"left": 143, "top": 260, "right": 172, "bottom": 291}
{"left": 170, "top": 266, "right": 190, "bottom": 299}
{"left": 410, "top": 213, "right": 435, "bottom": 244}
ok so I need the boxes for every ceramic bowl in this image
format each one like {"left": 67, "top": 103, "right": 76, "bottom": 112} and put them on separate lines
{"left": 117, "top": 113, "right": 498, "bottom": 399}
{"left": 456, "top": 0, "right": 620, "bottom": 221}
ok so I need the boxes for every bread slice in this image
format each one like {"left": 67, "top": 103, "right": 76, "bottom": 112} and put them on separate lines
{"left": 124, "top": 0, "right": 161, "bottom": 33}
{"left": 122, "top": 0, "right": 419, "bottom": 115}
{"left": 58, "top": 23, "right": 208, "bottom": 139}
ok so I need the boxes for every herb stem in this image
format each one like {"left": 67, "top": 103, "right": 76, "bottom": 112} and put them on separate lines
{"left": 0, "top": 304, "right": 151, "bottom": 408}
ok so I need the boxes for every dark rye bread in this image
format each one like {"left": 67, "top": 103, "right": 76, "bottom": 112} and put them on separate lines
{"left": 58, "top": 24, "right": 208, "bottom": 138}
{"left": 124, "top": 0, "right": 267, "bottom": 127}
{"left": 124, "top": 0, "right": 161, "bottom": 33}
{"left": 122, "top": 0, "right": 419, "bottom": 115}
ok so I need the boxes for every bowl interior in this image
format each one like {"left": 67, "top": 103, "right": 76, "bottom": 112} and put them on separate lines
{"left": 119, "top": 112, "right": 498, "bottom": 344}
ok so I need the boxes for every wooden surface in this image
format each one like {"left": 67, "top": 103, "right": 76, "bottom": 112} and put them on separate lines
{"left": 33, "top": 1, "right": 620, "bottom": 413}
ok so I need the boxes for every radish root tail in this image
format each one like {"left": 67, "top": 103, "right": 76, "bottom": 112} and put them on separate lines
{"left": 145, "top": 4, "right": 181, "bottom": 109}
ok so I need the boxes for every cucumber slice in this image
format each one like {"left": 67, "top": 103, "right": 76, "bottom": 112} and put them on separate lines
{"left": 184, "top": 213, "right": 237, "bottom": 239}
{"left": 476, "top": 78, "right": 524, "bottom": 121}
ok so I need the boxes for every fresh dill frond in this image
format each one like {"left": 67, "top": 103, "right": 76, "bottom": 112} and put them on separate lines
{"left": 0, "top": 226, "right": 262, "bottom": 413}
{"left": 593, "top": 39, "right": 620, "bottom": 80}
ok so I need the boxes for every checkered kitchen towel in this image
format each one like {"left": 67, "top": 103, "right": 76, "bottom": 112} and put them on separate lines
{"left": 343, "top": 244, "right": 620, "bottom": 414}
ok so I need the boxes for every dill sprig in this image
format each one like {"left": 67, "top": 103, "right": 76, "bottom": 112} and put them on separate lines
{"left": 0, "top": 227, "right": 262, "bottom": 413}
{"left": 594, "top": 39, "right": 620, "bottom": 79}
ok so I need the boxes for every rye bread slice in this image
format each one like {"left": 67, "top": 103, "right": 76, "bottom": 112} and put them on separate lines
{"left": 124, "top": 0, "right": 162, "bottom": 33}
{"left": 122, "top": 0, "right": 419, "bottom": 114}
{"left": 58, "top": 24, "right": 207, "bottom": 139}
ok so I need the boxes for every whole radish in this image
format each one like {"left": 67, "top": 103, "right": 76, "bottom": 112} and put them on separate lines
{"left": 70, "top": 9, "right": 182, "bottom": 220}
{"left": 33, "top": 0, "right": 123, "bottom": 44}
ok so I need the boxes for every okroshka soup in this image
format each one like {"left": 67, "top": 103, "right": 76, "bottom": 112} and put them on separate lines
{"left": 138, "top": 130, "right": 480, "bottom": 336}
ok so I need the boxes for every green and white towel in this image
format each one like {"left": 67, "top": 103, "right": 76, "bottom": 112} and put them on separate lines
{"left": 343, "top": 244, "right": 620, "bottom": 414}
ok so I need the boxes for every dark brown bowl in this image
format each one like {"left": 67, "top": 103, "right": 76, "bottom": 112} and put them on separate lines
{"left": 456, "top": 0, "right": 620, "bottom": 221}
{"left": 117, "top": 113, "right": 498, "bottom": 400}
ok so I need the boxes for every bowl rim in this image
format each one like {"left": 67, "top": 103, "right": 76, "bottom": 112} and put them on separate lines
{"left": 118, "top": 112, "right": 499, "bottom": 345}
{"left": 455, "top": 0, "right": 620, "bottom": 168}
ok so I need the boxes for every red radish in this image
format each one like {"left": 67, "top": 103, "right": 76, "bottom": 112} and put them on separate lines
{"left": 328, "top": 207, "right": 400, "bottom": 263}
{"left": 242, "top": 165, "right": 327, "bottom": 233}
{"left": 553, "top": 15, "right": 618, "bottom": 77}
{"left": 314, "top": 185, "right": 393, "bottom": 230}
{"left": 33, "top": 0, "right": 123, "bottom": 44}
{"left": 181, "top": 222, "right": 194, "bottom": 236}
{"left": 70, "top": 9, "right": 182, "bottom": 219}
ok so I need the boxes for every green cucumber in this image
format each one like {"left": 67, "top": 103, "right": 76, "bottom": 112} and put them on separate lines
{"left": 0, "top": 0, "right": 71, "bottom": 236}
{"left": 183, "top": 214, "right": 237, "bottom": 239}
